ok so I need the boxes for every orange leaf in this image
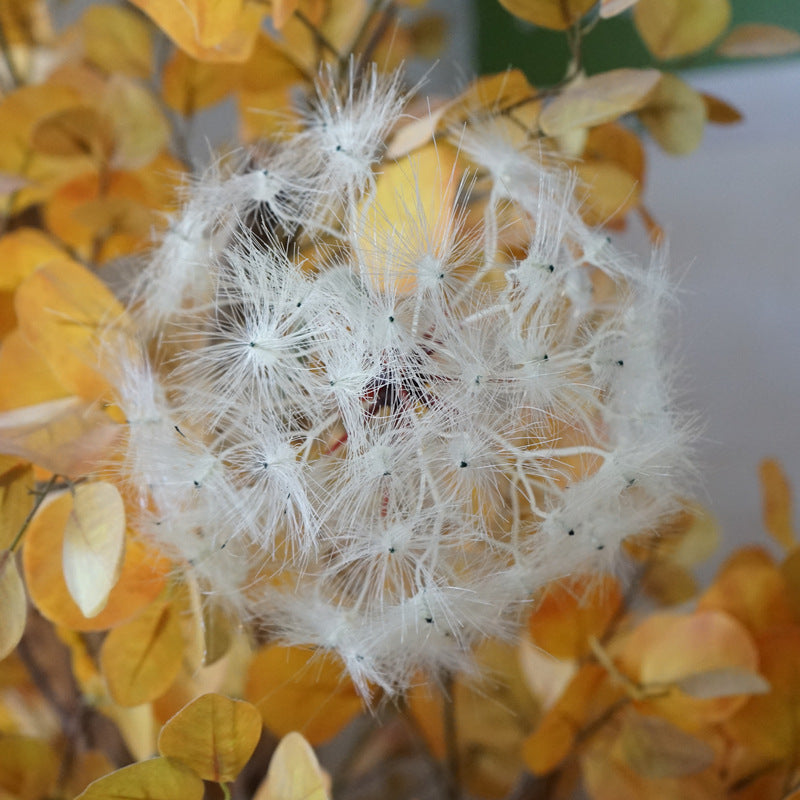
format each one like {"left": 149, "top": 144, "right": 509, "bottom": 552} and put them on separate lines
{"left": 717, "top": 23, "right": 800, "bottom": 58}
{"left": 76, "top": 757, "right": 203, "bottom": 800}
{"left": 128, "top": 0, "right": 266, "bottom": 62}
{"left": 497, "top": 0, "right": 596, "bottom": 30}
{"left": 157, "top": 693, "right": 263, "bottom": 782}
{"left": 245, "top": 645, "right": 364, "bottom": 745}
{"left": 30, "top": 106, "right": 114, "bottom": 161}
{"left": 0, "top": 228, "right": 65, "bottom": 292}
{"left": 23, "top": 491, "right": 168, "bottom": 631}
{"left": 701, "top": 92, "right": 743, "bottom": 124}
{"left": 583, "top": 123, "right": 646, "bottom": 185}
{"left": 634, "top": 0, "right": 731, "bottom": 60}
{"left": 528, "top": 575, "right": 623, "bottom": 660}
{"left": 255, "top": 732, "right": 330, "bottom": 800}
{"left": 101, "top": 598, "right": 184, "bottom": 707}
{"left": 697, "top": 546, "right": 796, "bottom": 635}
{"left": 759, "top": 458, "right": 795, "bottom": 550}
{"left": 14, "top": 258, "right": 124, "bottom": 400}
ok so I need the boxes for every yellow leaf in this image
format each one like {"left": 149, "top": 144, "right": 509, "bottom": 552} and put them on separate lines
{"left": 101, "top": 599, "right": 184, "bottom": 707}
{"left": 358, "top": 142, "right": 459, "bottom": 295}
{"left": 759, "top": 458, "right": 795, "bottom": 550}
{"left": 0, "top": 552, "right": 26, "bottom": 660}
{"left": 0, "top": 734, "right": 59, "bottom": 800}
{"left": 497, "top": 0, "right": 596, "bottom": 30}
{"left": 0, "top": 462, "right": 33, "bottom": 550}
{"left": 162, "top": 49, "right": 241, "bottom": 115}
{"left": 23, "top": 491, "right": 168, "bottom": 631}
{"left": 14, "top": 259, "right": 124, "bottom": 401}
{"left": 638, "top": 73, "right": 706, "bottom": 155}
{"left": 634, "top": 0, "right": 732, "bottom": 60}
{"left": 157, "top": 693, "right": 262, "bottom": 782}
{"left": 0, "top": 396, "right": 119, "bottom": 476}
{"left": 76, "top": 756, "right": 204, "bottom": 800}
{"left": 701, "top": 92, "right": 743, "bottom": 124}
{"left": 539, "top": 69, "right": 661, "bottom": 137}
{"left": 576, "top": 160, "right": 640, "bottom": 226}
{"left": 62, "top": 481, "right": 126, "bottom": 618}
{"left": 618, "top": 711, "right": 715, "bottom": 778}
{"left": 0, "top": 228, "right": 65, "bottom": 292}
{"left": 128, "top": 0, "right": 266, "bottom": 62}
{"left": 255, "top": 732, "right": 330, "bottom": 800}
{"left": 271, "top": 0, "right": 301, "bottom": 29}
{"left": 717, "top": 23, "right": 800, "bottom": 58}
{"left": 82, "top": 4, "right": 154, "bottom": 78}
{"left": 245, "top": 645, "right": 364, "bottom": 745}
{"left": 102, "top": 76, "right": 170, "bottom": 169}
{"left": 30, "top": 106, "right": 114, "bottom": 161}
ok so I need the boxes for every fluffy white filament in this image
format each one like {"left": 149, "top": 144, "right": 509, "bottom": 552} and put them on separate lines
{"left": 109, "top": 67, "right": 691, "bottom": 696}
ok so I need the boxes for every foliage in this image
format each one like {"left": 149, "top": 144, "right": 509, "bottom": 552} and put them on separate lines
{"left": 0, "top": 1, "right": 797, "bottom": 799}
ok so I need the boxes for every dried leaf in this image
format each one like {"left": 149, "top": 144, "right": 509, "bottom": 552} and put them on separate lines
{"left": 539, "top": 69, "right": 661, "bottom": 136}
{"left": 0, "top": 228, "right": 65, "bottom": 292}
{"left": 759, "top": 458, "right": 795, "bottom": 550}
{"left": 583, "top": 123, "right": 646, "bottom": 184}
{"left": 255, "top": 732, "right": 330, "bottom": 800}
{"left": 576, "top": 160, "right": 640, "bottom": 226}
{"left": 0, "top": 462, "right": 34, "bottom": 549}
{"left": 245, "top": 645, "right": 364, "bottom": 745}
{"left": 0, "top": 396, "right": 119, "bottom": 476}
{"left": 528, "top": 575, "right": 623, "bottom": 660}
{"left": 162, "top": 50, "right": 241, "bottom": 115}
{"left": 14, "top": 259, "right": 124, "bottom": 401}
{"left": 62, "top": 481, "right": 126, "bottom": 618}
{"left": 639, "top": 73, "right": 706, "bottom": 155}
{"left": 497, "top": 0, "right": 596, "bottom": 30}
{"left": 634, "top": 0, "right": 732, "bottom": 60}
{"left": 82, "top": 4, "right": 154, "bottom": 78}
{"left": 619, "top": 712, "right": 715, "bottom": 778}
{"left": 698, "top": 547, "right": 796, "bottom": 635}
{"left": 101, "top": 599, "right": 184, "bottom": 706}
{"left": 359, "top": 142, "right": 459, "bottom": 294}
{"left": 781, "top": 546, "right": 800, "bottom": 618}
{"left": 676, "top": 667, "right": 770, "bottom": 699}
{"left": 30, "top": 106, "right": 114, "bottom": 161}
{"left": 102, "top": 76, "right": 170, "bottom": 169}
{"left": 641, "top": 559, "right": 698, "bottom": 606}
{"left": 718, "top": 23, "right": 800, "bottom": 58}
{"left": 23, "top": 491, "right": 168, "bottom": 631}
{"left": 128, "top": 0, "right": 265, "bottom": 62}
{"left": 0, "top": 734, "right": 59, "bottom": 800}
{"left": 271, "top": 0, "right": 301, "bottom": 30}
{"left": 76, "top": 756, "right": 204, "bottom": 800}
{"left": 157, "top": 693, "right": 263, "bottom": 782}
{"left": 0, "top": 552, "right": 26, "bottom": 660}
{"left": 702, "top": 92, "right": 743, "bottom": 124}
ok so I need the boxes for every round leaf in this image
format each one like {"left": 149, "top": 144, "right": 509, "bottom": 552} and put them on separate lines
{"left": 0, "top": 551, "right": 26, "bottom": 660}
{"left": 101, "top": 599, "right": 184, "bottom": 706}
{"left": 245, "top": 645, "right": 364, "bottom": 745}
{"left": 63, "top": 481, "right": 126, "bottom": 618}
{"left": 497, "top": 0, "right": 596, "bottom": 31}
{"left": 639, "top": 73, "right": 706, "bottom": 155}
{"left": 717, "top": 24, "right": 800, "bottom": 58}
{"left": 634, "top": 0, "right": 732, "bottom": 60}
{"left": 158, "top": 693, "right": 263, "bottom": 782}
{"left": 75, "top": 756, "right": 203, "bottom": 800}
{"left": 539, "top": 69, "right": 661, "bottom": 137}
{"left": 255, "top": 732, "right": 329, "bottom": 800}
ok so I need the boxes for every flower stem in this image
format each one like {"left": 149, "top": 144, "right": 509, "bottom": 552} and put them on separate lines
{"left": 442, "top": 673, "right": 461, "bottom": 800}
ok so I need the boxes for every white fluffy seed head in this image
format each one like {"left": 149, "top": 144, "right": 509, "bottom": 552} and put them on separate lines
{"left": 108, "top": 66, "right": 693, "bottom": 696}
